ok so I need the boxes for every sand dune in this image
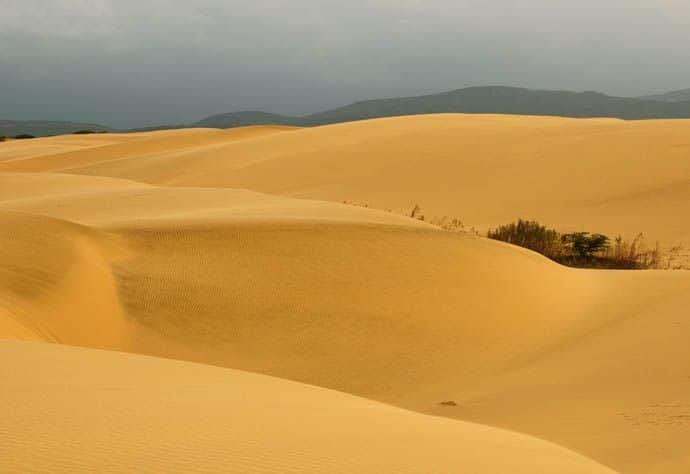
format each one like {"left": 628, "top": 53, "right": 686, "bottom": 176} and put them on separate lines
{"left": 1, "top": 173, "right": 689, "bottom": 472}
{"left": 0, "top": 341, "right": 614, "bottom": 473}
{"left": 0, "top": 172, "right": 429, "bottom": 228}
{"left": 0, "top": 126, "right": 294, "bottom": 172}
{"left": 5, "top": 114, "right": 685, "bottom": 250}
{"left": 1, "top": 116, "right": 690, "bottom": 472}
{"left": 0, "top": 210, "right": 130, "bottom": 347}
{"left": 0, "top": 128, "right": 204, "bottom": 163}
{"left": 0, "top": 133, "right": 133, "bottom": 163}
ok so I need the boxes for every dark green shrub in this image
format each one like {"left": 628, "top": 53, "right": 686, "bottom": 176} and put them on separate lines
{"left": 14, "top": 134, "right": 35, "bottom": 139}
{"left": 73, "top": 129, "right": 96, "bottom": 134}
{"left": 488, "top": 219, "right": 661, "bottom": 269}
{"left": 561, "top": 232, "right": 610, "bottom": 258}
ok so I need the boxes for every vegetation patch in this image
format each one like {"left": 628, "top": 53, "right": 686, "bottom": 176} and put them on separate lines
{"left": 488, "top": 219, "right": 683, "bottom": 269}
{"left": 341, "top": 200, "right": 686, "bottom": 269}
{"left": 73, "top": 129, "right": 108, "bottom": 134}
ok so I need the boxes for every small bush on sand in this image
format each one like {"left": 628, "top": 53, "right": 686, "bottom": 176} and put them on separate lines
{"left": 561, "top": 232, "right": 610, "bottom": 258}
{"left": 487, "top": 220, "right": 562, "bottom": 259}
{"left": 13, "top": 134, "right": 35, "bottom": 139}
{"left": 340, "top": 200, "right": 686, "bottom": 268}
{"left": 488, "top": 219, "right": 666, "bottom": 269}
{"left": 74, "top": 129, "right": 108, "bottom": 134}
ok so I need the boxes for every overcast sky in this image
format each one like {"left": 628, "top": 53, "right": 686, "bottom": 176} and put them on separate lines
{"left": 2, "top": 0, "right": 690, "bottom": 128}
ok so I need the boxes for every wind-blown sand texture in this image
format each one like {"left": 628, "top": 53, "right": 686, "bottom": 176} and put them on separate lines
{"left": 0, "top": 341, "right": 614, "bottom": 473}
{"left": 1, "top": 115, "right": 690, "bottom": 473}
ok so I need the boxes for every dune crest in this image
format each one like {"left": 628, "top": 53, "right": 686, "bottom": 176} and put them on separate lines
{"left": 0, "top": 126, "right": 295, "bottom": 172}
{"left": 4, "top": 115, "right": 683, "bottom": 252}
{"left": 1, "top": 117, "right": 690, "bottom": 472}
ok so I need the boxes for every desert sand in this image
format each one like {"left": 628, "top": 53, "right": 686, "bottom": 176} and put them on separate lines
{"left": 1, "top": 115, "right": 690, "bottom": 473}
{"left": 0, "top": 340, "right": 614, "bottom": 473}
{"left": 3, "top": 114, "right": 688, "bottom": 249}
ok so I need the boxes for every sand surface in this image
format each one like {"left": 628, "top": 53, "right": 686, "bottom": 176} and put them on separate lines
{"left": 3, "top": 115, "right": 688, "bottom": 251}
{"left": 2, "top": 117, "right": 690, "bottom": 473}
{"left": 0, "top": 341, "right": 614, "bottom": 473}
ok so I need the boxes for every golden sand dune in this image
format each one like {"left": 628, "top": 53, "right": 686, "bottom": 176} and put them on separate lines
{"left": 0, "top": 341, "right": 614, "bottom": 474}
{"left": 0, "top": 172, "right": 429, "bottom": 228}
{"left": 0, "top": 132, "right": 133, "bottom": 163}
{"left": 0, "top": 210, "right": 129, "bottom": 347}
{"left": 1, "top": 170, "right": 690, "bottom": 472}
{"left": 6, "top": 115, "right": 684, "bottom": 249}
{"left": 1, "top": 117, "right": 690, "bottom": 472}
{"left": 0, "top": 128, "right": 209, "bottom": 163}
{"left": 0, "top": 126, "right": 294, "bottom": 172}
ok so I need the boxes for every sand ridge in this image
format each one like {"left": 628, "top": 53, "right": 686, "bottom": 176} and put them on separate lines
{"left": 1, "top": 173, "right": 689, "bottom": 472}
{"left": 0, "top": 126, "right": 296, "bottom": 172}
{"left": 6, "top": 114, "right": 682, "bottom": 250}
{"left": 1, "top": 117, "right": 690, "bottom": 472}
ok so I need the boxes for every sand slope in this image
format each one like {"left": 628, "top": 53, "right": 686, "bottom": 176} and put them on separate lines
{"left": 0, "top": 210, "right": 129, "bottom": 347}
{"left": 5, "top": 115, "right": 684, "bottom": 250}
{"left": 1, "top": 172, "right": 689, "bottom": 472}
{"left": 1, "top": 118, "right": 690, "bottom": 472}
{"left": 0, "top": 126, "right": 294, "bottom": 172}
{"left": 0, "top": 128, "right": 210, "bottom": 163}
{"left": 0, "top": 341, "right": 614, "bottom": 473}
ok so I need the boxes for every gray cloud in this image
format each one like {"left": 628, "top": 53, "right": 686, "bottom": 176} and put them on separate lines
{"left": 1, "top": 0, "right": 690, "bottom": 127}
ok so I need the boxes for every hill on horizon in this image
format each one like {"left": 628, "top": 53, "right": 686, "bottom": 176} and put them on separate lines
{"left": 193, "top": 86, "right": 690, "bottom": 129}
{"left": 639, "top": 88, "right": 690, "bottom": 103}
{"left": 6, "top": 86, "right": 690, "bottom": 137}
{"left": 0, "top": 120, "right": 112, "bottom": 138}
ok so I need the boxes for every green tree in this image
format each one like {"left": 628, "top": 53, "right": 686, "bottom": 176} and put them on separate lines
{"left": 561, "top": 232, "right": 610, "bottom": 258}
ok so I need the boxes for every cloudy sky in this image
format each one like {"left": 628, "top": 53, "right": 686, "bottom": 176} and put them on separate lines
{"left": 1, "top": 0, "right": 689, "bottom": 128}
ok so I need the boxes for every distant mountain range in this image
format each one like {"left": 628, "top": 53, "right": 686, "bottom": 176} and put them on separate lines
{"left": 5, "top": 86, "right": 690, "bottom": 137}
{"left": 639, "top": 88, "right": 690, "bottom": 103}
{"left": 193, "top": 87, "right": 690, "bottom": 129}
{"left": 0, "top": 120, "right": 112, "bottom": 138}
